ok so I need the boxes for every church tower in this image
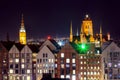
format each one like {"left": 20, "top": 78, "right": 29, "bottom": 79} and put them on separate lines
{"left": 80, "top": 14, "right": 94, "bottom": 42}
{"left": 19, "top": 14, "right": 27, "bottom": 44}
{"left": 69, "top": 21, "right": 73, "bottom": 42}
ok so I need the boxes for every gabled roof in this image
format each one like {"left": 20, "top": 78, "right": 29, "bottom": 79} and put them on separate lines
{"left": 15, "top": 43, "right": 24, "bottom": 51}
{"left": 0, "top": 41, "right": 15, "bottom": 51}
{"left": 28, "top": 44, "right": 39, "bottom": 53}
{"left": 49, "top": 39, "right": 61, "bottom": 49}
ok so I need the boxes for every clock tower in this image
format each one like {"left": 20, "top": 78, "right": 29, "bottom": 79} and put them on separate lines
{"left": 19, "top": 14, "right": 27, "bottom": 44}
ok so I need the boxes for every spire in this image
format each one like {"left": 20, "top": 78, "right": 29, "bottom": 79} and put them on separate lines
{"left": 69, "top": 21, "right": 73, "bottom": 42}
{"left": 76, "top": 27, "right": 79, "bottom": 36}
{"left": 100, "top": 25, "right": 103, "bottom": 45}
{"left": 70, "top": 21, "right": 73, "bottom": 35}
{"left": 21, "top": 14, "right": 24, "bottom": 28}
{"left": 100, "top": 25, "right": 102, "bottom": 34}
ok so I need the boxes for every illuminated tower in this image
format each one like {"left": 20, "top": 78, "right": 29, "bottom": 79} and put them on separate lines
{"left": 100, "top": 26, "right": 103, "bottom": 43}
{"left": 107, "top": 32, "right": 110, "bottom": 41}
{"left": 19, "top": 14, "right": 27, "bottom": 44}
{"left": 69, "top": 21, "right": 73, "bottom": 42}
{"left": 81, "top": 14, "right": 94, "bottom": 42}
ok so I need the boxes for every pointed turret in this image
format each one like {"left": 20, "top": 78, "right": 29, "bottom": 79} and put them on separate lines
{"left": 19, "top": 14, "right": 27, "bottom": 44}
{"left": 69, "top": 21, "right": 73, "bottom": 42}
{"left": 99, "top": 25, "right": 103, "bottom": 46}
{"left": 76, "top": 27, "right": 79, "bottom": 36}
{"left": 100, "top": 25, "right": 102, "bottom": 41}
{"left": 107, "top": 32, "right": 110, "bottom": 41}
{"left": 21, "top": 14, "right": 24, "bottom": 28}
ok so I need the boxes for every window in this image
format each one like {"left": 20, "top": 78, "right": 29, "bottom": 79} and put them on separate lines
{"left": 22, "top": 69, "right": 25, "bottom": 74}
{"left": 27, "top": 59, "right": 30, "bottom": 63}
{"left": 22, "top": 53, "right": 25, "bottom": 58}
{"left": 27, "top": 76, "right": 30, "bottom": 80}
{"left": 10, "top": 64, "right": 13, "bottom": 68}
{"left": 72, "top": 53, "right": 76, "bottom": 58}
{"left": 72, "top": 59, "right": 75, "bottom": 63}
{"left": 15, "top": 59, "right": 19, "bottom": 63}
{"left": 15, "top": 53, "right": 19, "bottom": 57}
{"left": 61, "top": 75, "right": 64, "bottom": 78}
{"left": 21, "top": 64, "right": 25, "bottom": 68}
{"left": 61, "top": 53, "right": 64, "bottom": 58}
{"left": 26, "top": 53, "right": 30, "bottom": 57}
{"left": 9, "top": 54, "right": 13, "bottom": 58}
{"left": 66, "top": 68, "right": 70, "bottom": 74}
{"left": 72, "top": 75, "right": 76, "bottom": 80}
{"left": 46, "top": 53, "right": 48, "bottom": 57}
{"left": 15, "top": 64, "right": 18, "bottom": 68}
{"left": 21, "top": 59, "right": 25, "bottom": 63}
{"left": 73, "top": 70, "right": 75, "bottom": 74}
{"left": 66, "top": 58, "right": 70, "bottom": 63}
{"left": 9, "top": 69, "right": 13, "bottom": 73}
{"left": 40, "top": 59, "right": 42, "bottom": 63}
{"left": 15, "top": 69, "right": 18, "bottom": 74}
{"left": 43, "top": 53, "right": 45, "bottom": 57}
{"left": 61, "top": 64, "right": 64, "bottom": 68}
{"left": 27, "top": 69, "right": 30, "bottom": 74}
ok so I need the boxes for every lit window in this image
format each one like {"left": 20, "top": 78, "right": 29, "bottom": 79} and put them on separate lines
{"left": 84, "top": 72, "right": 86, "bottom": 75}
{"left": 81, "top": 72, "right": 83, "bottom": 75}
{"left": 66, "top": 58, "right": 70, "bottom": 63}
{"left": 61, "top": 75, "right": 64, "bottom": 78}
{"left": 84, "top": 61, "right": 86, "bottom": 64}
{"left": 61, "top": 53, "right": 64, "bottom": 58}
{"left": 9, "top": 69, "right": 13, "bottom": 73}
{"left": 51, "top": 59, "right": 54, "bottom": 63}
{"left": 66, "top": 75, "right": 70, "bottom": 79}
{"left": 66, "top": 64, "right": 70, "bottom": 67}
{"left": 72, "top": 75, "right": 76, "bottom": 80}
{"left": 61, "top": 64, "right": 64, "bottom": 68}
{"left": 114, "top": 64, "right": 117, "bottom": 67}
{"left": 72, "top": 59, "right": 75, "bottom": 63}
{"left": 9, "top": 59, "right": 13, "bottom": 63}
{"left": 73, "top": 70, "right": 75, "bottom": 74}
{"left": 81, "top": 67, "right": 83, "bottom": 69}
{"left": 81, "top": 56, "right": 83, "bottom": 59}
{"left": 97, "top": 50, "right": 100, "bottom": 54}
{"left": 49, "top": 59, "right": 51, "bottom": 62}
{"left": 91, "top": 72, "right": 93, "bottom": 75}
{"left": 94, "top": 72, "right": 96, "bottom": 75}
{"left": 81, "top": 62, "right": 83, "bottom": 64}
{"left": 15, "top": 59, "right": 19, "bottom": 63}
{"left": 27, "top": 69, "right": 30, "bottom": 73}
{"left": 37, "top": 70, "right": 39, "bottom": 73}
{"left": 91, "top": 67, "right": 93, "bottom": 69}
{"left": 55, "top": 64, "right": 57, "bottom": 68}
{"left": 21, "top": 59, "right": 25, "bottom": 63}
{"left": 40, "top": 70, "right": 42, "bottom": 74}
{"left": 21, "top": 64, "right": 25, "bottom": 68}
{"left": 98, "top": 67, "right": 100, "bottom": 69}
{"left": 27, "top": 76, "right": 30, "bottom": 80}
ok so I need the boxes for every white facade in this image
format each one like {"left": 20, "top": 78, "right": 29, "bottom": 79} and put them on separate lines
{"left": 8, "top": 45, "right": 33, "bottom": 80}
{"left": 36, "top": 45, "right": 55, "bottom": 80}
{"left": 9, "top": 45, "right": 21, "bottom": 80}
{"left": 102, "top": 42, "right": 120, "bottom": 80}
{"left": 20, "top": 45, "right": 33, "bottom": 80}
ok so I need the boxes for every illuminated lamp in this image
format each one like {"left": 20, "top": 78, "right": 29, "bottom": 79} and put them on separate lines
{"left": 47, "top": 36, "right": 51, "bottom": 40}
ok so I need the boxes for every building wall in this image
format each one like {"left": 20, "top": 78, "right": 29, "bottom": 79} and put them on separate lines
{"left": 102, "top": 42, "right": 120, "bottom": 80}
{"left": 56, "top": 43, "right": 79, "bottom": 80}
{"left": 36, "top": 45, "right": 55, "bottom": 80}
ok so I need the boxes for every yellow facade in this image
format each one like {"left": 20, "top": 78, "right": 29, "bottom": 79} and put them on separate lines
{"left": 81, "top": 15, "right": 94, "bottom": 42}
{"left": 19, "top": 14, "right": 27, "bottom": 45}
{"left": 19, "top": 31, "right": 26, "bottom": 44}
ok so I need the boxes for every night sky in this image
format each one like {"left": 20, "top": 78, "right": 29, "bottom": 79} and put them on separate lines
{"left": 0, "top": 0, "right": 120, "bottom": 41}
